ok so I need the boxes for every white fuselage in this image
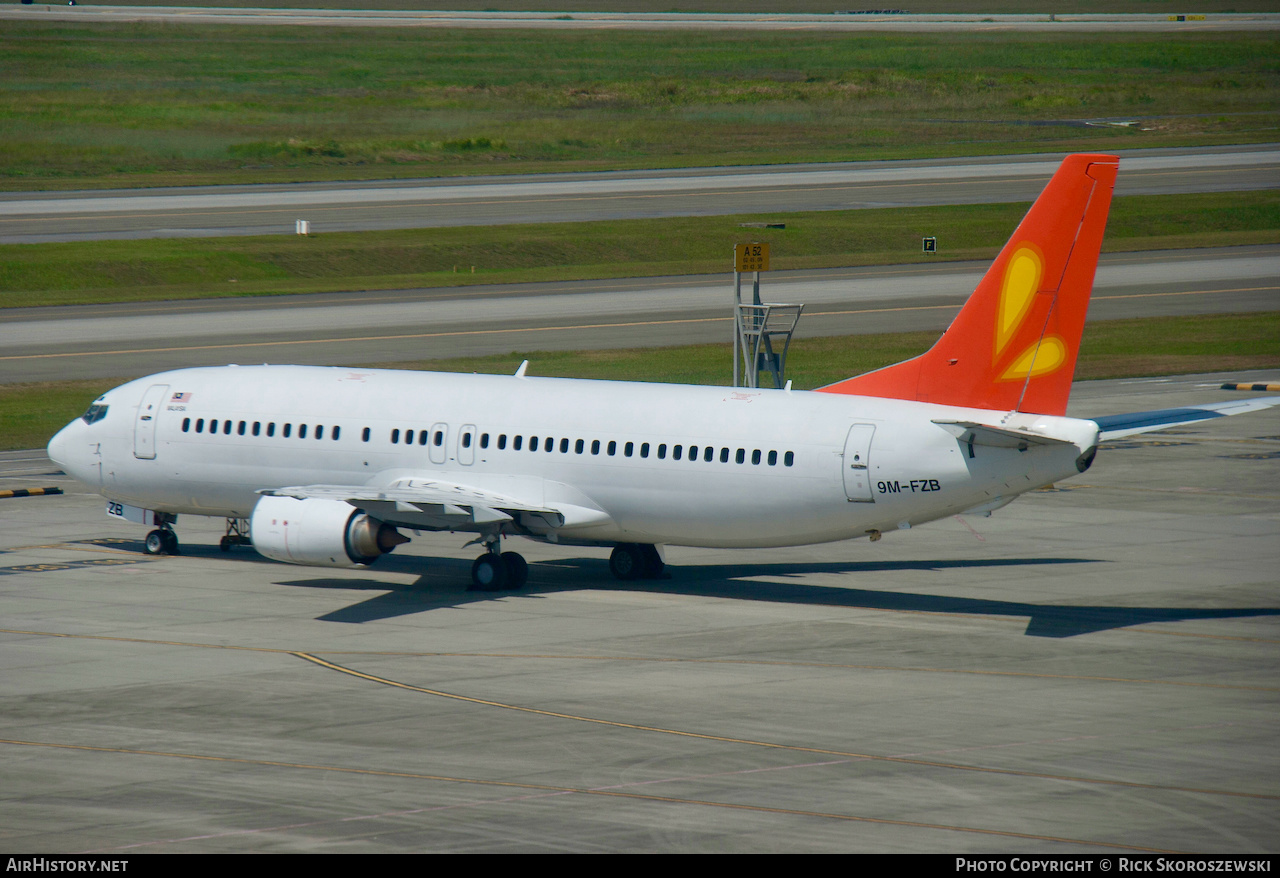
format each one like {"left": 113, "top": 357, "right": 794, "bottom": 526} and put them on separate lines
{"left": 48, "top": 365, "right": 1099, "bottom": 549}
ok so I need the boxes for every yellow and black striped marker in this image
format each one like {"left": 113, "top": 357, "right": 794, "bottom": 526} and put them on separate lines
{"left": 0, "top": 487, "right": 63, "bottom": 499}
{"left": 1221, "top": 383, "right": 1280, "bottom": 392}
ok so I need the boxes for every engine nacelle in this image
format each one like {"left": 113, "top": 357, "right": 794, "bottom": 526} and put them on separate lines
{"left": 250, "top": 495, "right": 408, "bottom": 568}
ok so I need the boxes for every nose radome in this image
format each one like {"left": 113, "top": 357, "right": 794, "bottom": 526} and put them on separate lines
{"left": 47, "top": 422, "right": 76, "bottom": 472}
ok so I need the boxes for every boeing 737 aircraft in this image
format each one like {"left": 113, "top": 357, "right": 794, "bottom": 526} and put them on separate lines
{"left": 46, "top": 154, "right": 1280, "bottom": 591}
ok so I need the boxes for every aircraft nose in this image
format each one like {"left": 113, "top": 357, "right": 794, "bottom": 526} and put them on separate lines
{"left": 47, "top": 424, "right": 70, "bottom": 467}
{"left": 47, "top": 421, "right": 79, "bottom": 474}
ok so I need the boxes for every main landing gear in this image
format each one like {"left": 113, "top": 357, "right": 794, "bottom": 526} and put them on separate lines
{"left": 469, "top": 535, "right": 528, "bottom": 592}
{"left": 609, "top": 543, "right": 665, "bottom": 581}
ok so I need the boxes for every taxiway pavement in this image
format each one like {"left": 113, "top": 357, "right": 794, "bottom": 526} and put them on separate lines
{"left": 2, "top": 146, "right": 1277, "bottom": 244}
{"left": 2, "top": 244, "right": 1276, "bottom": 383}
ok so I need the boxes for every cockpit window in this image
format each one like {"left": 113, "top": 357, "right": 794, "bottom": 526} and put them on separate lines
{"left": 80, "top": 404, "right": 109, "bottom": 425}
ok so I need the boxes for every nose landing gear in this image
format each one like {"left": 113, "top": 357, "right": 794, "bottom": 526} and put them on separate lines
{"left": 219, "top": 517, "right": 252, "bottom": 552}
{"left": 141, "top": 511, "right": 179, "bottom": 555}
{"left": 144, "top": 527, "right": 179, "bottom": 556}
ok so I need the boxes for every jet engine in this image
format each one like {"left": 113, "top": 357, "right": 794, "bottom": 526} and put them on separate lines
{"left": 250, "top": 495, "right": 409, "bottom": 568}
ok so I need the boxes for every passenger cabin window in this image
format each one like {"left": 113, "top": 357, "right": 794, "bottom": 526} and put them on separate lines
{"left": 332, "top": 426, "right": 340, "bottom": 440}
{"left": 253, "top": 422, "right": 261, "bottom": 437}
{"left": 283, "top": 424, "right": 292, "bottom": 438}
{"left": 267, "top": 422, "right": 275, "bottom": 437}
{"left": 785, "top": 451, "right": 795, "bottom": 466}
{"left": 362, "top": 427, "right": 370, "bottom": 442}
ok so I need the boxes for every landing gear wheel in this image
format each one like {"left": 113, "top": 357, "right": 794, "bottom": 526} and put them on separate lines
{"left": 501, "top": 552, "right": 528, "bottom": 590}
{"left": 609, "top": 544, "right": 646, "bottom": 581}
{"left": 145, "top": 529, "right": 178, "bottom": 556}
{"left": 470, "top": 554, "right": 509, "bottom": 592}
{"left": 145, "top": 530, "right": 166, "bottom": 556}
{"left": 219, "top": 535, "right": 233, "bottom": 552}
{"left": 610, "top": 543, "right": 664, "bottom": 580}
{"left": 639, "top": 544, "right": 664, "bottom": 579}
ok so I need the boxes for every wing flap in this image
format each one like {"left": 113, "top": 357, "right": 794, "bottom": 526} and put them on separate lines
{"left": 259, "top": 479, "right": 612, "bottom": 530}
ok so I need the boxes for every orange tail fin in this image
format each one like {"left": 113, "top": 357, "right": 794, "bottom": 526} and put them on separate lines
{"left": 817, "top": 154, "right": 1118, "bottom": 416}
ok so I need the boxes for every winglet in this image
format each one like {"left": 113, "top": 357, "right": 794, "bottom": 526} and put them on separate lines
{"left": 817, "top": 154, "right": 1119, "bottom": 415}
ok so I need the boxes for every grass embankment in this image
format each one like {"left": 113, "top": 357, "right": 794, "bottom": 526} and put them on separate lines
{"left": 7, "top": 312, "right": 1278, "bottom": 451}
{"left": 1, "top": 24, "right": 1276, "bottom": 189}
{"left": 4, "top": 191, "right": 1277, "bottom": 309}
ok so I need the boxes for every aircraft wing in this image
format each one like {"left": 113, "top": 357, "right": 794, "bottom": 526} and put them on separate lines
{"left": 259, "top": 479, "right": 612, "bottom": 531}
{"left": 1092, "top": 396, "right": 1280, "bottom": 441}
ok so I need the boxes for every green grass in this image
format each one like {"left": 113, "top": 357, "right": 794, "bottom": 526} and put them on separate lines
{"left": 8, "top": 312, "right": 1278, "bottom": 451}
{"left": 3, "top": 191, "right": 1277, "bottom": 308}
{"left": 2, "top": 379, "right": 124, "bottom": 454}
{"left": 80, "top": 1, "right": 1280, "bottom": 12}
{"left": 1, "top": 23, "right": 1276, "bottom": 189}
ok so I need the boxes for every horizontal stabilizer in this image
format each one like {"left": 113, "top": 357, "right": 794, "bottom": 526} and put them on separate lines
{"left": 933, "top": 419, "right": 1079, "bottom": 450}
{"left": 1094, "top": 396, "right": 1280, "bottom": 441}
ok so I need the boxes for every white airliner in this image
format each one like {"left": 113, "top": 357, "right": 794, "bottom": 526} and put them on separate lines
{"left": 46, "top": 154, "right": 1280, "bottom": 591}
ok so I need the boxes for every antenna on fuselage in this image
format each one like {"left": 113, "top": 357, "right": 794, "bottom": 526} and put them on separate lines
{"left": 514, "top": 360, "right": 529, "bottom": 378}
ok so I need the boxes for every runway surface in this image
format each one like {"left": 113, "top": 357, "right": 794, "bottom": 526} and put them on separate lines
{"left": 1, "top": 370, "right": 1276, "bottom": 852}
{"left": 3, "top": 146, "right": 1277, "bottom": 244}
{"left": 2, "top": 244, "right": 1275, "bottom": 383}
{"left": 3, "top": 5, "right": 1278, "bottom": 32}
